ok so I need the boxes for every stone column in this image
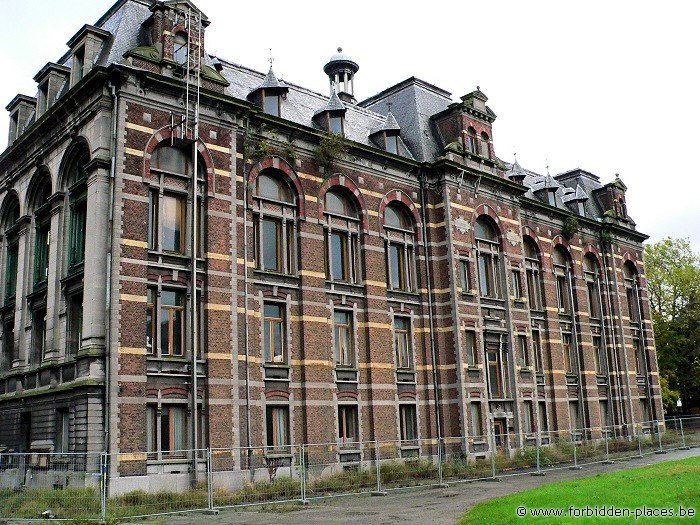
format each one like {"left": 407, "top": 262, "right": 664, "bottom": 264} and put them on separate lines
{"left": 80, "top": 158, "right": 111, "bottom": 355}
{"left": 42, "top": 193, "right": 65, "bottom": 362}
{"left": 11, "top": 216, "right": 30, "bottom": 369}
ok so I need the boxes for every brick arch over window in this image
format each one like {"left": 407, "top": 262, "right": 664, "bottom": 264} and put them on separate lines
{"left": 378, "top": 190, "right": 422, "bottom": 240}
{"left": 142, "top": 126, "right": 215, "bottom": 185}
{"left": 521, "top": 226, "right": 541, "bottom": 247}
{"left": 318, "top": 174, "right": 368, "bottom": 230}
{"left": 57, "top": 137, "right": 91, "bottom": 189}
{"left": 621, "top": 256, "right": 640, "bottom": 275}
{"left": 550, "top": 234, "right": 571, "bottom": 252}
{"left": 472, "top": 204, "right": 503, "bottom": 240}
{"left": 247, "top": 156, "right": 306, "bottom": 218}
{"left": 1, "top": 190, "right": 22, "bottom": 224}
{"left": 582, "top": 244, "right": 603, "bottom": 269}
{"left": 25, "top": 167, "right": 53, "bottom": 212}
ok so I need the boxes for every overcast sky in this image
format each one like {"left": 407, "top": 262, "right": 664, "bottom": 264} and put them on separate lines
{"left": 1, "top": 0, "right": 698, "bottom": 252}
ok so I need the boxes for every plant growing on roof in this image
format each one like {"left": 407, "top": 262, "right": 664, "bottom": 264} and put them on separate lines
{"left": 315, "top": 132, "right": 348, "bottom": 173}
{"left": 562, "top": 216, "right": 580, "bottom": 241}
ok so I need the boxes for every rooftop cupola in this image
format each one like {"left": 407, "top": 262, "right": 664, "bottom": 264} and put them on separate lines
{"left": 323, "top": 47, "right": 359, "bottom": 104}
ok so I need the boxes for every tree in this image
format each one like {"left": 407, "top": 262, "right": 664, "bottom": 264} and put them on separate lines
{"left": 644, "top": 238, "right": 700, "bottom": 413}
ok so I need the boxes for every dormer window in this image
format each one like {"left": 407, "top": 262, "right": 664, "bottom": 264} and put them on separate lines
{"left": 547, "top": 192, "right": 556, "bottom": 206}
{"left": 73, "top": 47, "right": 85, "bottom": 83}
{"left": 263, "top": 92, "right": 281, "bottom": 117}
{"left": 9, "top": 112, "right": 19, "bottom": 144}
{"left": 385, "top": 133, "right": 399, "bottom": 154}
{"left": 173, "top": 32, "right": 188, "bottom": 65}
{"left": 38, "top": 82, "right": 49, "bottom": 114}
{"left": 466, "top": 127, "right": 477, "bottom": 153}
{"left": 329, "top": 114, "right": 344, "bottom": 136}
{"left": 577, "top": 202, "right": 585, "bottom": 216}
{"left": 480, "top": 132, "right": 491, "bottom": 158}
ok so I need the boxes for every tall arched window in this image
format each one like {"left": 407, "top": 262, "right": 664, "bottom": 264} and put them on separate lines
{"left": 466, "top": 126, "right": 477, "bottom": 153}
{"left": 64, "top": 148, "right": 88, "bottom": 272}
{"left": 253, "top": 170, "right": 297, "bottom": 274}
{"left": 173, "top": 32, "right": 188, "bottom": 65}
{"left": 475, "top": 217, "right": 501, "bottom": 299}
{"left": 0, "top": 196, "right": 19, "bottom": 371}
{"left": 384, "top": 203, "right": 416, "bottom": 291}
{"left": 583, "top": 254, "right": 602, "bottom": 320}
{"left": 584, "top": 254, "right": 606, "bottom": 377}
{"left": 552, "top": 246, "right": 572, "bottom": 314}
{"left": 28, "top": 172, "right": 52, "bottom": 367}
{"left": 324, "top": 189, "right": 360, "bottom": 283}
{"left": 480, "top": 132, "right": 491, "bottom": 159}
{"left": 523, "top": 237, "right": 543, "bottom": 310}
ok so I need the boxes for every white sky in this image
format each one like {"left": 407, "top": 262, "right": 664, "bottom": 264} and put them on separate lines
{"left": 1, "top": 0, "right": 698, "bottom": 251}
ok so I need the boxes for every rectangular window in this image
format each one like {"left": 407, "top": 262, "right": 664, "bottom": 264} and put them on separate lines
{"left": 532, "top": 330, "right": 544, "bottom": 373}
{"left": 517, "top": 335, "right": 529, "bottom": 368}
{"left": 485, "top": 340, "right": 506, "bottom": 398}
{"left": 627, "top": 288, "right": 639, "bottom": 322}
{"left": 556, "top": 274, "right": 569, "bottom": 312}
{"left": 460, "top": 259, "right": 472, "bottom": 292}
{"left": 329, "top": 231, "right": 349, "bottom": 281}
{"left": 31, "top": 307, "right": 46, "bottom": 366}
{"left": 388, "top": 242, "right": 405, "bottom": 290}
{"left": 161, "top": 194, "right": 185, "bottom": 253}
{"left": 511, "top": 270, "right": 522, "bottom": 299}
{"left": 526, "top": 268, "right": 541, "bottom": 310}
{"left": 261, "top": 217, "right": 282, "bottom": 271}
{"left": 600, "top": 400, "right": 610, "bottom": 429}
{"left": 338, "top": 405, "right": 359, "bottom": 446}
{"left": 68, "top": 198, "right": 87, "bottom": 269}
{"left": 66, "top": 292, "right": 83, "bottom": 359}
{"left": 334, "top": 310, "right": 354, "bottom": 367}
{"left": 38, "top": 82, "right": 49, "bottom": 114}
{"left": 470, "top": 402, "right": 483, "bottom": 437}
{"left": 266, "top": 405, "right": 290, "bottom": 450}
{"left": 569, "top": 401, "right": 580, "bottom": 431}
{"left": 634, "top": 338, "right": 646, "bottom": 376}
{"left": 9, "top": 112, "right": 19, "bottom": 143}
{"left": 2, "top": 318, "right": 15, "bottom": 370}
{"left": 465, "top": 330, "right": 477, "bottom": 366}
{"left": 263, "top": 94, "right": 280, "bottom": 117}
{"left": 160, "top": 405, "right": 187, "bottom": 457}
{"left": 148, "top": 190, "right": 158, "bottom": 250}
{"left": 329, "top": 115, "right": 343, "bottom": 136}
{"left": 393, "top": 316, "right": 412, "bottom": 369}
{"left": 399, "top": 404, "right": 417, "bottom": 442}
{"left": 593, "top": 336, "right": 605, "bottom": 374}
{"left": 5, "top": 240, "right": 18, "bottom": 303}
{"left": 146, "top": 288, "right": 155, "bottom": 354}
{"left": 34, "top": 222, "right": 50, "bottom": 287}
{"left": 538, "top": 402, "right": 548, "bottom": 433}
{"left": 385, "top": 134, "right": 398, "bottom": 154}
{"left": 523, "top": 401, "right": 534, "bottom": 434}
{"left": 478, "top": 253, "right": 492, "bottom": 297}
{"left": 562, "top": 332, "right": 574, "bottom": 373}
{"left": 587, "top": 281, "right": 601, "bottom": 319}
{"left": 55, "top": 408, "right": 70, "bottom": 454}
{"left": 74, "top": 47, "right": 85, "bottom": 82}
{"left": 263, "top": 303, "right": 286, "bottom": 363}
{"left": 160, "top": 290, "right": 184, "bottom": 357}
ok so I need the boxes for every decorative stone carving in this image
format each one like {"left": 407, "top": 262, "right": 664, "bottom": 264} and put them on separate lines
{"left": 454, "top": 216, "right": 471, "bottom": 234}
{"left": 505, "top": 229, "right": 520, "bottom": 246}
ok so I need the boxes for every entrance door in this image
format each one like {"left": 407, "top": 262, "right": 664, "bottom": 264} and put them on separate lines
{"left": 493, "top": 418, "right": 507, "bottom": 450}
{"left": 19, "top": 412, "right": 31, "bottom": 452}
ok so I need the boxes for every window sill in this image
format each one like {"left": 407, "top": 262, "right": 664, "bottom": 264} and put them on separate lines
{"left": 517, "top": 365, "right": 534, "bottom": 373}
{"left": 466, "top": 364, "right": 482, "bottom": 372}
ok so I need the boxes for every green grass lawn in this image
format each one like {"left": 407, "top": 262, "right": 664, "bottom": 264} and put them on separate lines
{"left": 459, "top": 456, "right": 700, "bottom": 524}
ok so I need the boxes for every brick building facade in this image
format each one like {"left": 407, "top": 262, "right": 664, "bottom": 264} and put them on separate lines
{"left": 0, "top": 0, "right": 662, "bottom": 489}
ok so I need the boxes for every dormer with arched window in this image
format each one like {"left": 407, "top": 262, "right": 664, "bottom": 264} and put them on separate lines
{"left": 313, "top": 90, "right": 346, "bottom": 136}
{"left": 369, "top": 109, "right": 401, "bottom": 154}
{"left": 247, "top": 66, "right": 289, "bottom": 118}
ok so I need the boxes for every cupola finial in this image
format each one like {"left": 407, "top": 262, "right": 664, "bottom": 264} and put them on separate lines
{"left": 323, "top": 47, "right": 359, "bottom": 104}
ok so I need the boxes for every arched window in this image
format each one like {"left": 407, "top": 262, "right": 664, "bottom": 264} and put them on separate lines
{"left": 173, "top": 32, "right": 188, "bottom": 65}
{"left": 622, "top": 262, "right": 640, "bottom": 324}
{"left": 0, "top": 196, "right": 19, "bottom": 372}
{"left": 623, "top": 262, "right": 647, "bottom": 380}
{"left": 27, "top": 172, "right": 51, "bottom": 367}
{"left": 480, "top": 132, "right": 491, "bottom": 159}
{"left": 384, "top": 202, "right": 416, "bottom": 291}
{"left": 324, "top": 189, "right": 360, "bottom": 283}
{"left": 552, "top": 246, "right": 572, "bottom": 314}
{"left": 253, "top": 170, "right": 297, "bottom": 274}
{"left": 523, "top": 238, "right": 543, "bottom": 310}
{"left": 475, "top": 217, "right": 501, "bottom": 298}
{"left": 466, "top": 127, "right": 477, "bottom": 154}
{"left": 583, "top": 254, "right": 602, "bottom": 320}
{"left": 64, "top": 148, "right": 89, "bottom": 272}
{"left": 148, "top": 145, "right": 205, "bottom": 255}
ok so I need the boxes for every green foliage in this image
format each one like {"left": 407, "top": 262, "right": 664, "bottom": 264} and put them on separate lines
{"left": 645, "top": 237, "right": 700, "bottom": 413}
{"left": 460, "top": 456, "right": 700, "bottom": 525}
{"left": 0, "top": 487, "right": 100, "bottom": 520}
{"left": 282, "top": 141, "right": 298, "bottom": 163}
{"left": 562, "top": 216, "right": 580, "bottom": 240}
{"left": 314, "top": 133, "right": 348, "bottom": 172}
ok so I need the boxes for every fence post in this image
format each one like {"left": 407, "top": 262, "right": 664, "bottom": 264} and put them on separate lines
{"left": 569, "top": 432, "right": 582, "bottom": 470}
{"left": 531, "top": 431, "right": 545, "bottom": 476}
{"left": 299, "top": 444, "right": 308, "bottom": 505}
{"left": 603, "top": 427, "right": 614, "bottom": 464}
{"left": 655, "top": 420, "right": 666, "bottom": 454}
{"left": 100, "top": 452, "right": 108, "bottom": 524}
{"left": 437, "top": 437, "right": 448, "bottom": 487}
{"left": 680, "top": 419, "right": 689, "bottom": 449}
{"left": 206, "top": 449, "right": 215, "bottom": 512}
{"left": 487, "top": 431, "right": 501, "bottom": 481}
{"left": 371, "top": 440, "right": 386, "bottom": 495}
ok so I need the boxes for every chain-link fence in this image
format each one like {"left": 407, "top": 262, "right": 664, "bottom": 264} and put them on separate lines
{"left": 1, "top": 416, "right": 698, "bottom": 521}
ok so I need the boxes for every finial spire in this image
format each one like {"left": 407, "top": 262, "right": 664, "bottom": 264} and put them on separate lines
{"left": 387, "top": 102, "right": 392, "bottom": 113}
{"left": 268, "top": 48, "right": 274, "bottom": 66}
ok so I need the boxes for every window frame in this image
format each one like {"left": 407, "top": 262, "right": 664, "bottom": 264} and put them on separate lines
{"left": 65, "top": 290, "right": 83, "bottom": 359}
{"left": 146, "top": 287, "right": 187, "bottom": 359}
{"left": 399, "top": 404, "right": 417, "bottom": 443}
{"left": 30, "top": 306, "right": 47, "bottom": 367}
{"left": 470, "top": 402, "right": 483, "bottom": 438}
{"left": 393, "top": 315, "right": 413, "bottom": 370}
{"left": 517, "top": 334, "right": 529, "bottom": 368}
{"left": 475, "top": 219, "right": 502, "bottom": 299}
{"left": 266, "top": 405, "right": 290, "bottom": 452}
{"left": 384, "top": 205, "right": 416, "bottom": 292}
{"left": 333, "top": 309, "right": 355, "bottom": 368}
{"left": 324, "top": 190, "right": 360, "bottom": 284}
{"left": 524, "top": 241, "right": 544, "bottom": 311}
{"left": 263, "top": 302, "right": 287, "bottom": 364}
{"left": 464, "top": 329, "right": 477, "bottom": 366}
{"left": 485, "top": 336, "right": 509, "bottom": 399}
{"left": 337, "top": 404, "right": 359, "bottom": 447}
